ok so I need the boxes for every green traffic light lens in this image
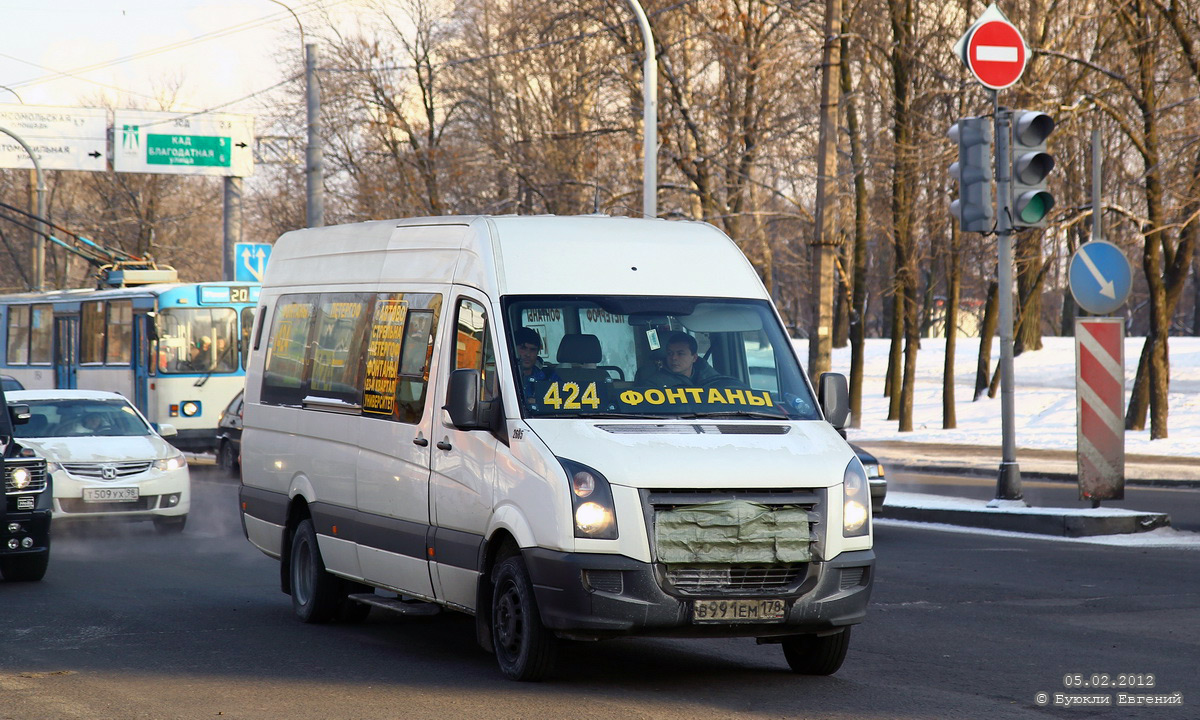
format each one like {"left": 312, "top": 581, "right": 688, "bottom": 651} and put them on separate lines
{"left": 1017, "top": 191, "right": 1055, "bottom": 224}
{"left": 1020, "top": 197, "right": 1046, "bottom": 223}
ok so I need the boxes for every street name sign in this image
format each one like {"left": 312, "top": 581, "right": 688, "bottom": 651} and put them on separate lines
{"left": 0, "top": 104, "right": 107, "bottom": 172}
{"left": 1069, "top": 241, "right": 1132, "bottom": 316}
{"left": 954, "top": 4, "right": 1028, "bottom": 90}
{"left": 113, "top": 110, "right": 254, "bottom": 177}
{"left": 1075, "top": 318, "right": 1124, "bottom": 501}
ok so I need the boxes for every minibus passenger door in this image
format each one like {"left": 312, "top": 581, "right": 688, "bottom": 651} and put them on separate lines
{"left": 429, "top": 294, "right": 499, "bottom": 610}
{"left": 354, "top": 296, "right": 438, "bottom": 599}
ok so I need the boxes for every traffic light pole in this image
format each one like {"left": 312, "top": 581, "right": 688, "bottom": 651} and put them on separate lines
{"left": 992, "top": 96, "right": 1023, "bottom": 501}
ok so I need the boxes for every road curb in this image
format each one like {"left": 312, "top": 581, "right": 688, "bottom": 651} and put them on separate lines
{"left": 883, "top": 503, "right": 1171, "bottom": 537}
{"left": 881, "top": 460, "right": 1200, "bottom": 489}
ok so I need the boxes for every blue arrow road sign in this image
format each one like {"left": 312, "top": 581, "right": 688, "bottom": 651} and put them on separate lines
{"left": 1069, "top": 240, "right": 1132, "bottom": 316}
{"left": 235, "top": 242, "right": 272, "bottom": 283}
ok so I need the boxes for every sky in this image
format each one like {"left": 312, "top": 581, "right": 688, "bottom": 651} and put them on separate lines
{"left": 0, "top": 1, "right": 345, "bottom": 113}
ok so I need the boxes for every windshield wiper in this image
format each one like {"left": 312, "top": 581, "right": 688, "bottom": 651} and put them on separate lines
{"left": 676, "top": 410, "right": 788, "bottom": 420}
{"left": 533, "top": 412, "right": 663, "bottom": 419}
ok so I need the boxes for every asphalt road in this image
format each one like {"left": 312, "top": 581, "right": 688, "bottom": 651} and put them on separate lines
{"left": 1, "top": 464, "right": 1196, "bottom": 719}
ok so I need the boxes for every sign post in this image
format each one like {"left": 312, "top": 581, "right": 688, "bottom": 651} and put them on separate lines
{"left": 1069, "top": 241, "right": 1131, "bottom": 505}
{"left": 1074, "top": 318, "right": 1125, "bottom": 502}
{"left": 953, "top": 4, "right": 1030, "bottom": 503}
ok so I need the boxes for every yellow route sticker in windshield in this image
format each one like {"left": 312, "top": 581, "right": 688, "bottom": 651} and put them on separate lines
{"left": 542, "top": 382, "right": 601, "bottom": 410}
{"left": 619, "top": 387, "right": 774, "bottom": 407}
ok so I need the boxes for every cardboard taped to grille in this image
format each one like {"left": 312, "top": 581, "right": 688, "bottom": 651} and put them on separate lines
{"left": 654, "top": 499, "right": 812, "bottom": 564}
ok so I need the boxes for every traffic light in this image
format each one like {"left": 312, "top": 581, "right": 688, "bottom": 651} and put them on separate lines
{"left": 948, "top": 116, "right": 994, "bottom": 233}
{"left": 1011, "top": 110, "right": 1055, "bottom": 228}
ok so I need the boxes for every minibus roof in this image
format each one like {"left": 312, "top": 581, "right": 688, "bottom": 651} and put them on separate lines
{"left": 263, "top": 215, "right": 767, "bottom": 300}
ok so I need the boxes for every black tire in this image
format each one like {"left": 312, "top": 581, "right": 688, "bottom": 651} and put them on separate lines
{"left": 781, "top": 627, "right": 852, "bottom": 675}
{"left": 0, "top": 550, "right": 49, "bottom": 582}
{"left": 289, "top": 518, "right": 342, "bottom": 624}
{"left": 217, "top": 441, "right": 239, "bottom": 475}
{"left": 153, "top": 515, "right": 187, "bottom": 534}
{"left": 491, "top": 554, "right": 557, "bottom": 681}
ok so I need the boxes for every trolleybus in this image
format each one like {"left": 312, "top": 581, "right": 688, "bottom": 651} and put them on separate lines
{"left": 0, "top": 280, "right": 258, "bottom": 453}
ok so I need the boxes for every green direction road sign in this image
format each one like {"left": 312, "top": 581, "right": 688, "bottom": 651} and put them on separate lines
{"left": 113, "top": 110, "right": 254, "bottom": 177}
{"left": 146, "top": 134, "right": 230, "bottom": 168}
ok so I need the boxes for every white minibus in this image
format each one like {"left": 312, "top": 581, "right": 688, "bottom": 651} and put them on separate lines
{"left": 239, "top": 215, "right": 873, "bottom": 681}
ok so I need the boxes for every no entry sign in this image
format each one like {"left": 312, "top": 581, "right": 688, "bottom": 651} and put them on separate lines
{"left": 954, "top": 5, "right": 1029, "bottom": 90}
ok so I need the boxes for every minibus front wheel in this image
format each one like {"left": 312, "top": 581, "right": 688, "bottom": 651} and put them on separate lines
{"left": 492, "top": 554, "right": 558, "bottom": 681}
{"left": 781, "top": 627, "right": 851, "bottom": 675}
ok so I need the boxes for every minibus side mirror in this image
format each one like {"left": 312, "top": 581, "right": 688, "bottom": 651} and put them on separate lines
{"left": 817, "top": 372, "right": 849, "bottom": 430}
{"left": 8, "top": 403, "right": 31, "bottom": 425}
{"left": 446, "top": 368, "right": 485, "bottom": 429}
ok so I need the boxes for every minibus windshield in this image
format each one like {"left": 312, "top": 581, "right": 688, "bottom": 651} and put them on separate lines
{"left": 503, "top": 296, "right": 820, "bottom": 420}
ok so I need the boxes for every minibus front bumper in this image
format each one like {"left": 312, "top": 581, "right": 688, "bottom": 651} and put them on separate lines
{"left": 522, "top": 548, "right": 874, "bottom": 640}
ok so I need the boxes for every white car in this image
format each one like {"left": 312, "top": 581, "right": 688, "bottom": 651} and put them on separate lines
{"left": 8, "top": 390, "right": 190, "bottom": 533}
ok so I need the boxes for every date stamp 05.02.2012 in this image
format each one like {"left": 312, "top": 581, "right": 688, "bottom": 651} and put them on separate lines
{"left": 1034, "top": 674, "right": 1184, "bottom": 709}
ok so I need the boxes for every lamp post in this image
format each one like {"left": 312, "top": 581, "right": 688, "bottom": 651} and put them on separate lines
{"left": 266, "top": 0, "right": 321, "bottom": 227}
{"left": 624, "top": 0, "right": 657, "bottom": 219}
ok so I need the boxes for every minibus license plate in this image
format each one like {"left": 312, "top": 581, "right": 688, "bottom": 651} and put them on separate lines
{"left": 692, "top": 598, "right": 786, "bottom": 623}
{"left": 83, "top": 487, "right": 139, "bottom": 502}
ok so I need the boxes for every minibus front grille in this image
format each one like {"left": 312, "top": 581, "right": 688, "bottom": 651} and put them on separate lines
{"left": 664, "top": 564, "right": 807, "bottom": 595}
{"left": 642, "top": 488, "right": 824, "bottom": 596}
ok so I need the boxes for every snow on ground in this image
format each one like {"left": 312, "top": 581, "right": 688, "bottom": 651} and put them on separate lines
{"left": 793, "top": 336, "right": 1200, "bottom": 457}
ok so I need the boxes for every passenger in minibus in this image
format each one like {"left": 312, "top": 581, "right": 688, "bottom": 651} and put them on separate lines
{"left": 643, "top": 332, "right": 721, "bottom": 387}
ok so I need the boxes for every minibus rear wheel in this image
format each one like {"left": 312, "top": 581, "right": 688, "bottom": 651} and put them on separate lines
{"left": 491, "top": 555, "right": 557, "bottom": 681}
{"left": 781, "top": 627, "right": 851, "bottom": 675}
{"left": 290, "top": 518, "right": 342, "bottom": 623}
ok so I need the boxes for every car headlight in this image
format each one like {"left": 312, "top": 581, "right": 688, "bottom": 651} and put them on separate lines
{"left": 154, "top": 452, "right": 187, "bottom": 471}
{"left": 10, "top": 467, "right": 30, "bottom": 490}
{"left": 558, "top": 458, "right": 618, "bottom": 540}
{"left": 843, "top": 458, "right": 871, "bottom": 537}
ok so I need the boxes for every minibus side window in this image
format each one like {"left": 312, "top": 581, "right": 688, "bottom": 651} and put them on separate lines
{"left": 454, "top": 298, "right": 497, "bottom": 403}
{"left": 262, "top": 294, "right": 317, "bottom": 406}
{"left": 309, "top": 293, "right": 370, "bottom": 405}
{"left": 362, "top": 294, "right": 441, "bottom": 424}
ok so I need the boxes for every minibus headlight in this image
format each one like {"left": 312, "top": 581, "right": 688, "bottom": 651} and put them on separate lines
{"left": 558, "top": 459, "right": 618, "bottom": 540}
{"left": 571, "top": 471, "right": 596, "bottom": 498}
{"left": 843, "top": 458, "right": 871, "bottom": 538}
